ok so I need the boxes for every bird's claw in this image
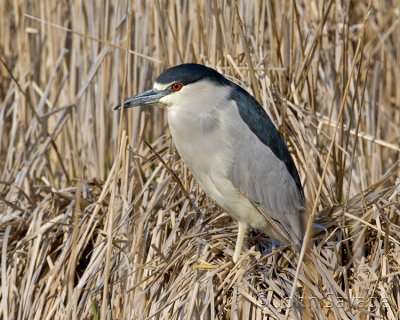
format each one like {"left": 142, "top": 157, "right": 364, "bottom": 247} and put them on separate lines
{"left": 193, "top": 259, "right": 218, "bottom": 270}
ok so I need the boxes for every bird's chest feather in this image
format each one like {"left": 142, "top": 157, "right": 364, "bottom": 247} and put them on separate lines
{"left": 168, "top": 106, "right": 231, "bottom": 171}
{"left": 167, "top": 105, "right": 236, "bottom": 206}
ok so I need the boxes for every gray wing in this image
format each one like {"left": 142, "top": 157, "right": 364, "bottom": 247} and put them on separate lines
{"left": 228, "top": 85, "right": 305, "bottom": 246}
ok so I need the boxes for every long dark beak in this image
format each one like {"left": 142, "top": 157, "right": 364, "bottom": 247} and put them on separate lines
{"left": 113, "top": 88, "right": 167, "bottom": 110}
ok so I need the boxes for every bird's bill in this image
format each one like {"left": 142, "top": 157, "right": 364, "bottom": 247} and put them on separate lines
{"left": 113, "top": 88, "right": 167, "bottom": 110}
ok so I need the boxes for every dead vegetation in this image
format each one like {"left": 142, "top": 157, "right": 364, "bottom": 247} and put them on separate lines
{"left": 1, "top": 1, "right": 400, "bottom": 319}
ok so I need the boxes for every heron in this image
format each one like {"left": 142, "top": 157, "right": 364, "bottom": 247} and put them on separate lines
{"left": 114, "top": 63, "right": 305, "bottom": 263}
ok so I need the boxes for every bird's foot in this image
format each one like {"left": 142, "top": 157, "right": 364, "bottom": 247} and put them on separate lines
{"left": 193, "top": 259, "right": 218, "bottom": 270}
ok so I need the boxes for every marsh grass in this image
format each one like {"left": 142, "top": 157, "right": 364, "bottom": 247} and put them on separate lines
{"left": 1, "top": 1, "right": 400, "bottom": 319}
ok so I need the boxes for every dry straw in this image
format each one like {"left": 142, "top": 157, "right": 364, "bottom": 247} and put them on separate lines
{"left": 1, "top": 1, "right": 399, "bottom": 319}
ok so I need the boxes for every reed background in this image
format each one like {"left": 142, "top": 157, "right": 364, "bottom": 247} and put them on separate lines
{"left": 1, "top": 1, "right": 400, "bottom": 319}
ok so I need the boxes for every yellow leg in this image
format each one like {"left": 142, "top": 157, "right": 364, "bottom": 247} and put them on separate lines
{"left": 193, "top": 259, "right": 218, "bottom": 270}
{"left": 233, "top": 222, "right": 247, "bottom": 263}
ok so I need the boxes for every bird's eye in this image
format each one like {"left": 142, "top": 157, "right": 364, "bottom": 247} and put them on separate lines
{"left": 171, "top": 83, "right": 182, "bottom": 91}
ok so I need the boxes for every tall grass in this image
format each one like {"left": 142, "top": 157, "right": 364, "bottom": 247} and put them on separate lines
{"left": 1, "top": 1, "right": 399, "bottom": 319}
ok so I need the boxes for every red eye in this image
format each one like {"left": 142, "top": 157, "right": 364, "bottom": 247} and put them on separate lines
{"left": 171, "top": 83, "right": 182, "bottom": 91}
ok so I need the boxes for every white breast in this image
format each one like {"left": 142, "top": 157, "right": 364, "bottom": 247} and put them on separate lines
{"left": 165, "top": 81, "right": 267, "bottom": 229}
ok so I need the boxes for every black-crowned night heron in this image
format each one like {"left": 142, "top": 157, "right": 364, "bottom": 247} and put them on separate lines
{"left": 114, "top": 63, "right": 305, "bottom": 262}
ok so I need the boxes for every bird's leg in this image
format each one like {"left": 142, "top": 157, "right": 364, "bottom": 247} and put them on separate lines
{"left": 233, "top": 222, "right": 247, "bottom": 263}
{"left": 193, "top": 259, "right": 218, "bottom": 270}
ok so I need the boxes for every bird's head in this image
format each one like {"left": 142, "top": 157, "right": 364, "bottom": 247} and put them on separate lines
{"left": 113, "top": 63, "right": 231, "bottom": 110}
